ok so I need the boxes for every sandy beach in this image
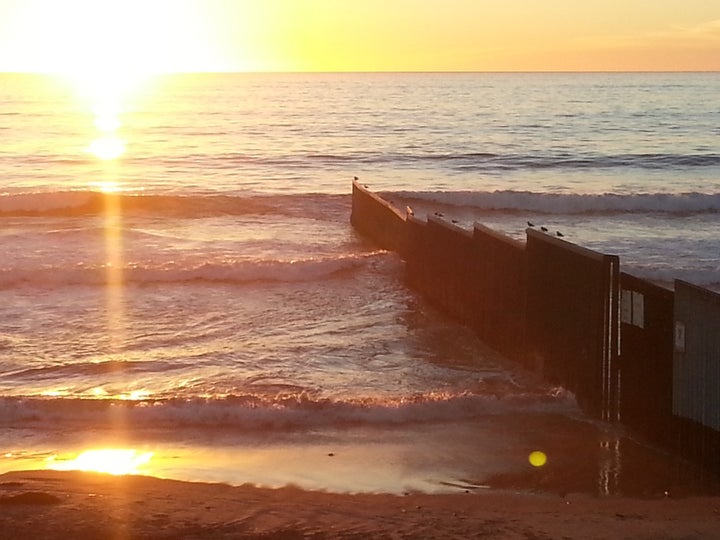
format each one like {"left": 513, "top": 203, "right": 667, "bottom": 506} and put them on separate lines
{"left": 1, "top": 470, "right": 719, "bottom": 539}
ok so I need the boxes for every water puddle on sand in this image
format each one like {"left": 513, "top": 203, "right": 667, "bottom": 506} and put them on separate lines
{"left": 2, "top": 416, "right": 718, "bottom": 497}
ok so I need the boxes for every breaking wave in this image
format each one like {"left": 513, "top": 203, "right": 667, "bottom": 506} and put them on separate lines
{"left": 0, "top": 191, "right": 347, "bottom": 218}
{"left": 393, "top": 190, "right": 720, "bottom": 215}
{"left": 0, "top": 390, "right": 578, "bottom": 433}
{"left": 0, "top": 252, "right": 386, "bottom": 289}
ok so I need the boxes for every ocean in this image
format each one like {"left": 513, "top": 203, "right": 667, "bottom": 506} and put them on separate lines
{"left": 1, "top": 72, "right": 719, "bottom": 495}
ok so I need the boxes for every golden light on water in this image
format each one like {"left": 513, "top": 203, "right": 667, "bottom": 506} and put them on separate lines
{"left": 80, "top": 85, "right": 130, "bottom": 162}
{"left": 87, "top": 135, "right": 126, "bottom": 161}
{"left": 47, "top": 449, "right": 154, "bottom": 476}
{"left": 90, "top": 181, "right": 122, "bottom": 194}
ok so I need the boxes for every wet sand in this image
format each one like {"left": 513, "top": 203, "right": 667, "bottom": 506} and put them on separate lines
{"left": 2, "top": 470, "right": 720, "bottom": 539}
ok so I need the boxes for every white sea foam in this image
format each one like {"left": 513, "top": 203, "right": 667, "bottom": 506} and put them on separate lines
{"left": 0, "top": 391, "right": 578, "bottom": 432}
{"left": 394, "top": 190, "right": 720, "bottom": 215}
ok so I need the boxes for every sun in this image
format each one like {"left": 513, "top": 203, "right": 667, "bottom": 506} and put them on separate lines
{"left": 8, "top": 0, "right": 233, "bottom": 162}
{"left": 7, "top": 0, "right": 227, "bottom": 75}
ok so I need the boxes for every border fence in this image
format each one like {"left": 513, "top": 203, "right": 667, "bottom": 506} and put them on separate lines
{"left": 351, "top": 180, "right": 720, "bottom": 477}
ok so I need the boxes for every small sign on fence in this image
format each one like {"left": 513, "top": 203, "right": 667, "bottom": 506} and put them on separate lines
{"left": 674, "top": 321, "right": 686, "bottom": 353}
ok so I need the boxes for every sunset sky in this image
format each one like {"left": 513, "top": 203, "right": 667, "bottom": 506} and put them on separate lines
{"left": 0, "top": 0, "right": 718, "bottom": 73}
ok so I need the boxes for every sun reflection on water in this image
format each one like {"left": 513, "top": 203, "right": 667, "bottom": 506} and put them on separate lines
{"left": 47, "top": 449, "right": 154, "bottom": 476}
{"left": 87, "top": 135, "right": 126, "bottom": 161}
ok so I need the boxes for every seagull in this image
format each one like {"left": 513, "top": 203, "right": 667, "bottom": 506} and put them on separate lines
{"left": 556, "top": 231, "right": 564, "bottom": 237}
{"left": 540, "top": 226, "right": 548, "bottom": 232}
{"left": 527, "top": 221, "right": 535, "bottom": 227}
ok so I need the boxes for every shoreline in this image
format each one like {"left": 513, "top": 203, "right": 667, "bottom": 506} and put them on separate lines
{"left": 2, "top": 470, "right": 720, "bottom": 539}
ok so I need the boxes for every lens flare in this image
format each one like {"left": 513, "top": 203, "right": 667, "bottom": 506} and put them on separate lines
{"left": 528, "top": 451, "right": 547, "bottom": 467}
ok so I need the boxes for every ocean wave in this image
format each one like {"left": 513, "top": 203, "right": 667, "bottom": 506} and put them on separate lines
{"left": 370, "top": 151, "right": 720, "bottom": 171}
{"left": 393, "top": 190, "right": 720, "bottom": 215}
{"left": 622, "top": 265, "right": 720, "bottom": 292}
{"left": 0, "top": 252, "right": 388, "bottom": 289}
{"left": 1, "top": 360, "right": 186, "bottom": 381}
{"left": 193, "top": 150, "right": 720, "bottom": 170}
{"left": 0, "top": 191, "right": 347, "bottom": 218}
{"left": 177, "top": 150, "right": 720, "bottom": 172}
{"left": 0, "top": 390, "right": 577, "bottom": 432}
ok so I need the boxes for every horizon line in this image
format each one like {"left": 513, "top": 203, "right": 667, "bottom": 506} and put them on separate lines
{"left": 1, "top": 69, "right": 719, "bottom": 76}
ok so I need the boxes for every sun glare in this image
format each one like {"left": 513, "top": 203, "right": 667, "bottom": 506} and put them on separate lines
{"left": 86, "top": 136, "right": 126, "bottom": 161}
{"left": 6, "top": 0, "right": 227, "bottom": 162}
{"left": 89, "top": 181, "right": 122, "bottom": 194}
{"left": 8, "top": 0, "right": 227, "bottom": 74}
{"left": 47, "top": 449, "right": 154, "bottom": 476}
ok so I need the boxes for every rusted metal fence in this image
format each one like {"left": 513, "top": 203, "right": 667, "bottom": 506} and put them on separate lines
{"left": 470, "top": 224, "right": 526, "bottom": 362}
{"left": 404, "top": 218, "right": 527, "bottom": 362}
{"left": 350, "top": 182, "right": 408, "bottom": 255}
{"left": 525, "top": 229, "right": 620, "bottom": 421}
{"left": 350, "top": 180, "right": 719, "bottom": 475}
{"left": 672, "top": 280, "right": 720, "bottom": 473}
{"left": 618, "top": 272, "right": 675, "bottom": 444}
{"left": 407, "top": 216, "right": 476, "bottom": 322}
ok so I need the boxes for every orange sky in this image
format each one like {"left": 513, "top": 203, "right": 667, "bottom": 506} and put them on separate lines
{"left": 0, "top": 0, "right": 719, "bottom": 72}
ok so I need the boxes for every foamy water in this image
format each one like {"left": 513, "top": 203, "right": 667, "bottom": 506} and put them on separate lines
{"left": 1, "top": 72, "right": 719, "bottom": 494}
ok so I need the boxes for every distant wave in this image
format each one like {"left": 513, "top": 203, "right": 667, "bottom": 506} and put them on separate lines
{"left": 6, "top": 189, "right": 720, "bottom": 218}
{"left": 175, "top": 150, "right": 720, "bottom": 173}
{"left": 177, "top": 150, "right": 720, "bottom": 170}
{"left": 415, "top": 152, "right": 720, "bottom": 172}
{"left": 0, "top": 391, "right": 577, "bottom": 432}
{"left": 393, "top": 190, "right": 720, "bottom": 215}
{"left": 0, "top": 191, "right": 347, "bottom": 218}
{"left": 0, "top": 252, "right": 387, "bottom": 289}
{"left": 14, "top": 150, "right": 719, "bottom": 178}
{"left": 622, "top": 264, "right": 720, "bottom": 292}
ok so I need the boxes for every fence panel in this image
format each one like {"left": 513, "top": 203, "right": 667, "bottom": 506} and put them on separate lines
{"left": 673, "top": 280, "right": 720, "bottom": 473}
{"left": 525, "top": 228, "right": 620, "bottom": 420}
{"left": 404, "top": 215, "right": 430, "bottom": 293}
{"left": 350, "top": 180, "right": 408, "bottom": 255}
{"left": 618, "top": 273, "right": 674, "bottom": 443}
{"left": 471, "top": 224, "right": 526, "bottom": 362}
{"left": 423, "top": 217, "right": 476, "bottom": 321}
{"left": 673, "top": 280, "right": 720, "bottom": 430}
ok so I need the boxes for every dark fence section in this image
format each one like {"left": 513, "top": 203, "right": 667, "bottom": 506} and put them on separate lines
{"left": 525, "top": 228, "right": 620, "bottom": 420}
{"left": 350, "top": 182, "right": 408, "bottom": 255}
{"left": 404, "top": 215, "right": 430, "bottom": 292}
{"left": 411, "top": 217, "right": 475, "bottom": 321}
{"left": 404, "top": 218, "right": 526, "bottom": 363}
{"left": 672, "top": 280, "right": 720, "bottom": 473}
{"left": 471, "top": 224, "right": 526, "bottom": 362}
{"left": 618, "top": 273, "right": 675, "bottom": 443}
{"left": 350, "top": 180, "right": 719, "bottom": 476}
